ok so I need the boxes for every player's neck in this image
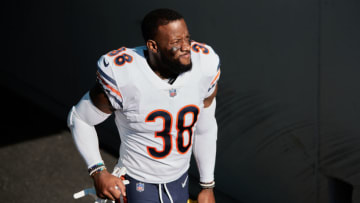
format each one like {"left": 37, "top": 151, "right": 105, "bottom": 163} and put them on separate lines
{"left": 145, "top": 50, "right": 177, "bottom": 80}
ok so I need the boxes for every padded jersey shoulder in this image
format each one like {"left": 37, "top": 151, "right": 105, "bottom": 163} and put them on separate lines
{"left": 97, "top": 46, "right": 146, "bottom": 87}
{"left": 96, "top": 46, "right": 145, "bottom": 109}
{"left": 191, "top": 41, "right": 220, "bottom": 77}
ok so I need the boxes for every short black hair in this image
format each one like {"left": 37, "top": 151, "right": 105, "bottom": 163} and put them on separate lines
{"left": 141, "top": 8, "right": 184, "bottom": 42}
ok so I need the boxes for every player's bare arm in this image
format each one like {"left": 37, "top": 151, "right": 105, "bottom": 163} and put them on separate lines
{"left": 89, "top": 82, "right": 115, "bottom": 114}
{"left": 198, "top": 188, "right": 216, "bottom": 203}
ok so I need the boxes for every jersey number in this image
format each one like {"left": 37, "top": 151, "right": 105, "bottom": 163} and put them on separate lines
{"left": 107, "top": 47, "right": 133, "bottom": 66}
{"left": 145, "top": 105, "right": 200, "bottom": 159}
{"left": 191, "top": 42, "right": 209, "bottom": 54}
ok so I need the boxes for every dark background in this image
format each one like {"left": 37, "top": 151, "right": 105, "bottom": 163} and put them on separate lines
{"left": 1, "top": 0, "right": 360, "bottom": 202}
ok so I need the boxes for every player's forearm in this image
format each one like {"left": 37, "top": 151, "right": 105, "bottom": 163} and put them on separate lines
{"left": 67, "top": 92, "right": 111, "bottom": 167}
{"left": 67, "top": 107, "right": 102, "bottom": 167}
{"left": 193, "top": 99, "right": 217, "bottom": 183}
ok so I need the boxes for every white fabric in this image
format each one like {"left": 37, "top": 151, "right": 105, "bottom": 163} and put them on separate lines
{"left": 158, "top": 184, "right": 174, "bottom": 203}
{"left": 67, "top": 92, "right": 111, "bottom": 167}
{"left": 88, "top": 41, "right": 220, "bottom": 183}
{"left": 74, "top": 92, "right": 111, "bottom": 125}
{"left": 164, "top": 184, "right": 174, "bottom": 203}
{"left": 159, "top": 184, "right": 163, "bottom": 203}
{"left": 193, "top": 99, "right": 218, "bottom": 183}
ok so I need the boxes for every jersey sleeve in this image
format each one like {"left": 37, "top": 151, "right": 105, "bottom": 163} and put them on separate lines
{"left": 192, "top": 41, "right": 221, "bottom": 98}
{"left": 96, "top": 54, "right": 124, "bottom": 110}
{"left": 206, "top": 61, "right": 221, "bottom": 98}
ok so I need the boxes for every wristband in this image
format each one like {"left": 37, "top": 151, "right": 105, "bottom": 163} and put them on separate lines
{"left": 199, "top": 181, "right": 215, "bottom": 189}
{"left": 88, "top": 163, "right": 106, "bottom": 177}
{"left": 88, "top": 163, "right": 104, "bottom": 173}
{"left": 89, "top": 166, "right": 106, "bottom": 177}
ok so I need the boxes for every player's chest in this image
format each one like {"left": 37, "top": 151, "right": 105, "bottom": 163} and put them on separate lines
{"left": 119, "top": 82, "right": 203, "bottom": 134}
{"left": 123, "top": 78, "right": 203, "bottom": 116}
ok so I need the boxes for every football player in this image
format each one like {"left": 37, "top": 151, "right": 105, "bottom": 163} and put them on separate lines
{"left": 68, "top": 8, "right": 220, "bottom": 203}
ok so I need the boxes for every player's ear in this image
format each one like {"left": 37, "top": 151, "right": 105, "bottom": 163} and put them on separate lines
{"left": 147, "top": 40, "right": 158, "bottom": 53}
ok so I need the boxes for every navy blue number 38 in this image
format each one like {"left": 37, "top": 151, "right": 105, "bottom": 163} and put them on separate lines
{"left": 145, "top": 105, "right": 200, "bottom": 159}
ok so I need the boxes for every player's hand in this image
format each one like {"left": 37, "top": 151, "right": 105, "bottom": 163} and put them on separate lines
{"left": 92, "top": 169, "right": 126, "bottom": 201}
{"left": 197, "top": 188, "right": 215, "bottom": 203}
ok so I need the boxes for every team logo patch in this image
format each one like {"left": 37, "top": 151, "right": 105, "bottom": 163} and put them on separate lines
{"left": 169, "top": 89, "right": 177, "bottom": 97}
{"left": 103, "top": 58, "right": 109, "bottom": 67}
{"left": 136, "top": 182, "right": 145, "bottom": 192}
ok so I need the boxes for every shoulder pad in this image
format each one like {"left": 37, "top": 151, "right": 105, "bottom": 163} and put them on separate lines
{"left": 191, "top": 41, "right": 220, "bottom": 77}
{"left": 104, "top": 47, "right": 135, "bottom": 68}
{"left": 97, "top": 47, "right": 140, "bottom": 86}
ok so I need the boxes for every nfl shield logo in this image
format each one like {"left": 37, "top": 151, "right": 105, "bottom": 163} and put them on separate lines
{"left": 136, "top": 182, "right": 145, "bottom": 192}
{"left": 169, "top": 89, "right": 177, "bottom": 97}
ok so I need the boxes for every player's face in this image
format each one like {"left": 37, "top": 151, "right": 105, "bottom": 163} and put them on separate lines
{"left": 154, "top": 19, "right": 192, "bottom": 73}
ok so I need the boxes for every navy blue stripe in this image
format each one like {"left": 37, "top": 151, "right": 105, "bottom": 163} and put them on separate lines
{"left": 98, "top": 68, "right": 117, "bottom": 86}
{"left": 108, "top": 92, "right": 123, "bottom": 109}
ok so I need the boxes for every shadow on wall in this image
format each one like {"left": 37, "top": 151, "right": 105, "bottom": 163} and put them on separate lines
{"left": 1, "top": 85, "right": 68, "bottom": 147}
{"left": 0, "top": 84, "right": 121, "bottom": 157}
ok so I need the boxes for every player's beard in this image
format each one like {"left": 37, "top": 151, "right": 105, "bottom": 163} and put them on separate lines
{"left": 156, "top": 48, "right": 192, "bottom": 79}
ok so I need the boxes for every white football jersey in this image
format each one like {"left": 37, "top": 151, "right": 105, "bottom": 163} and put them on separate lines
{"left": 96, "top": 41, "right": 220, "bottom": 183}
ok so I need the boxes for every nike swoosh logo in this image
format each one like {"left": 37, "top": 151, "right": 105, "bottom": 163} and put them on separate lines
{"left": 103, "top": 58, "right": 109, "bottom": 67}
{"left": 181, "top": 175, "right": 188, "bottom": 188}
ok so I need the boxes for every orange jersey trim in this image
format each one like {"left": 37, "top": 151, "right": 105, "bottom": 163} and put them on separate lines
{"left": 97, "top": 72, "right": 123, "bottom": 99}
{"left": 210, "top": 70, "right": 221, "bottom": 85}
